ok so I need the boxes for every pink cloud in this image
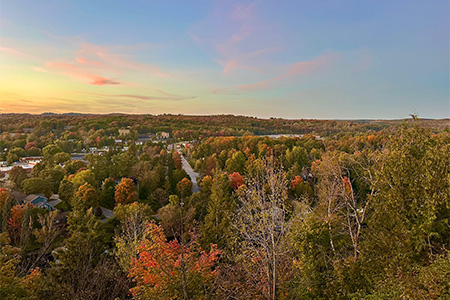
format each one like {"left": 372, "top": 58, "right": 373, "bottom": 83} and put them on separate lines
{"left": 90, "top": 77, "right": 121, "bottom": 85}
{"left": 231, "top": 53, "right": 338, "bottom": 91}
{"left": 222, "top": 59, "right": 238, "bottom": 74}
{"left": 76, "top": 57, "right": 103, "bottom": 66}
{"left": 231, "top": 1, "right": 259, "bottom": 21}
{"left": 285, "top": 53, "right": 336, "bottom": 77}
{"left": 0, "top": 47, "right": 27, "bottom": 57}
{"left": 247, "top": 46, "right": 282, "bottom": 57}
{"left": 46, "top": 61, "right": 122, "bottom": 86}
{"left": 191, "top": 1, "right": 270, "bottom": 75}
{"left": 218, "top": 58, "right": 261, "bottom": 74}
{"left": 31, "top": 39, "right": 169, "bottom": 86}
{"left": 77, "top": 43, "right": 170, "bottom": 78}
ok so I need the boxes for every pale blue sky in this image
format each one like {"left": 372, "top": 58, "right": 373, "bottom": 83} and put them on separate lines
{"left": 1, "top": 0, "right": 448, "bottom": 118}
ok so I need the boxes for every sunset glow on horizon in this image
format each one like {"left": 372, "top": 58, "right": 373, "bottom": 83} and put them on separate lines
{"left": 1, "top": 1, "right": 449, "bottom": 119}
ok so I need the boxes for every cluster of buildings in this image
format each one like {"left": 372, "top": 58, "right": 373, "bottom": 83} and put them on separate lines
{"left": 0, "top": 157, "right": 42, "bottom": 179}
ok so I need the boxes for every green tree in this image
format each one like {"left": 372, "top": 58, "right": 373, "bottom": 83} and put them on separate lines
{"left": 42, "top": 144, "right": 62, "bottom": 163}
{"left": 71, "top": 169, "right": 96, "bottom": 189}
{"left": 27, "top": 147, "right": 41, "bottom": 157}
{"left": 21, "top": 178, "right": 52, "bottom": 198}
{"left": 65, "top": 160, "right": 87, "bottom": 175}
{"left": 201, "top": 173, "right": 234, "bottom": 250}
{"left": 44, "top": 208, "right": 129, "bottom": 299}
{"left": 0, "top": 233, "right": 42, "bottom": 299}
{"left": 39, "top": 166, "right": 65, "bottom": 193}
{"left": 99, "top": 178, "right": 116, "bottom": 209}
{"left": 225, "top": 151, "right": 246, "bottom": 174}
{"left": 6, "top": 152, "right": 19, "bottom": 164}
{"left": 10, "top": 147, "right": 27, "bottom": 158}
{"left": 157, "top": 195, "right": 195, "bottom": 240}
{"left": 285, "top": 146, "right": 309, "bottom": 169}
{"left": 8, "top": 166, "right": 28, "bottom": 190}
{"left": 54, "top": 152, "right": 71, "bottom": 164}
{"left": 58, "top": 179, "right": 75, "bottom": 206}
{"left": 365, "top": 125, "right": 450, "bottom": 294}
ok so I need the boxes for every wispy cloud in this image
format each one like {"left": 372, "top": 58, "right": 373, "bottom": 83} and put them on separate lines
{"left": 190, "top": 1, "right": 278, "bottom": 75}
{"left": 77, "top": 43, "right": 170, "bottom": 78}
{"left": 33, "top": 66, "right": 48, "bottom": 73}
{"left": 29, "top": 35, "right": 170, "bottom": 86}
{"left": 83, "top": 90, "right": 196, "bottom": 101}
{"left": 226, "top": 53, "right": 339, "bottom": 92}
{"left": 216, "top": 58, "right": 262, "bottom": 74}
{"left": 90, "top": 77, "right": 121, "bottom": 86}
{"left": 76, "top": 57, "right": 103, "bottom": 66}
{"left": 0, "top": 46, "right": 27, "bottom": 57}
{"left": 46, "top": 61, "right": 122, "bottom": 86}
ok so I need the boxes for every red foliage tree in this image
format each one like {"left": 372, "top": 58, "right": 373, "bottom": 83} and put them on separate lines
{"left": 229, "top": 172, "right": 244, "bottom": 190}
{"left": 129, "top": 222, "right": 221, "bottom": 300}
{"left": 172, "top": 152, "right": 182, "bottom": 170}
{"left": 25, "top": 142, "right": 38, "bottom": 152}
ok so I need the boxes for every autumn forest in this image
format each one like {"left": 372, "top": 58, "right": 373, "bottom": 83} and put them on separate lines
{"left": 0, "top": 114, "right": 449, "bottom": 299}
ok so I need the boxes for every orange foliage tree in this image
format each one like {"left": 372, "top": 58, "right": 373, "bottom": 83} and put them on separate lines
{"left": 291, "top": 175, "right": 303, "bottom": 189}
{"left": 115, "top": 178, "right": 136, "bottom": 205}
{"left": 342, "top": 176, "right": 353, "bottom": 196}
{"left": 0, "top": 188, "right": 9, "bottom": 208}
{"left": 8, "top": 204, "right": 31, "bottom": 243}
{"left": 76, "top": 183, "right": 98, "bottom": 208}
{"left": 291, "top": 175, "right": 313, "bottom": 198}
{"left": 129, "top": 222, "right": 221, "bottom": 300}
{"left": 176, "top": 177, "right": 193, "bottom": 199}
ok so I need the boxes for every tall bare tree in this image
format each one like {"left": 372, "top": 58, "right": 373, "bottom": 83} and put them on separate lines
{"left": 314, "top": 149, "right": 379, "bottom": 260}
{"left": 233, "top": 157, "right": 293, "bottom": 300}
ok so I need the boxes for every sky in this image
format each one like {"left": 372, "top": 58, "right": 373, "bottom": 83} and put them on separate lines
{"left": 0, "top": 0, "right": 449, "bottom": 119}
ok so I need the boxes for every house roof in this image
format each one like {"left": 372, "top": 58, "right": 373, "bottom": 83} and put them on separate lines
{"left": 24, "top": 194, "right": 47, "bottom": 206}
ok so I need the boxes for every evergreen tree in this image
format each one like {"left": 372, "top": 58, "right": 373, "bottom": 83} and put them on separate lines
{"left": 201, "top": 173, "right": 234, "bottom": 250}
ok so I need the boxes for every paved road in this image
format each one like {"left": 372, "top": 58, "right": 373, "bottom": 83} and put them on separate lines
{"left": 180, "top": 154, "right": 200, "bottom": 193}
{"left": 168, "top": 142, "right": 200, "bottom": 194}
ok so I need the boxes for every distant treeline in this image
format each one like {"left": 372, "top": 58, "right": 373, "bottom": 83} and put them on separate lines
{"left": 2, "top": 114, "right": 449, "bottom": 142}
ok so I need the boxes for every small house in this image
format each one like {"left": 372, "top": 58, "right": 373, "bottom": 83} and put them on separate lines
{"left": 118, "top": 128, "right": 131, "bottom": 136}
{"left": 23, "top": 194, "right": 53, "bottom": 210}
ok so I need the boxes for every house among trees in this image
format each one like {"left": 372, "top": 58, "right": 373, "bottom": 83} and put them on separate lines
{"left": 160, "top": 132, "right": 170, "bottom": 139}
{"left": 23, "top": 194, "right": 54, "bottom": 210}
{"left": 22, "top": 127, "right": 34, "bottom": 133}
{"left": 19, "top": 156, "right": 42, "bottom": 164}
{"left": 118, "top": 128, "right": 131, "bottom": 136}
